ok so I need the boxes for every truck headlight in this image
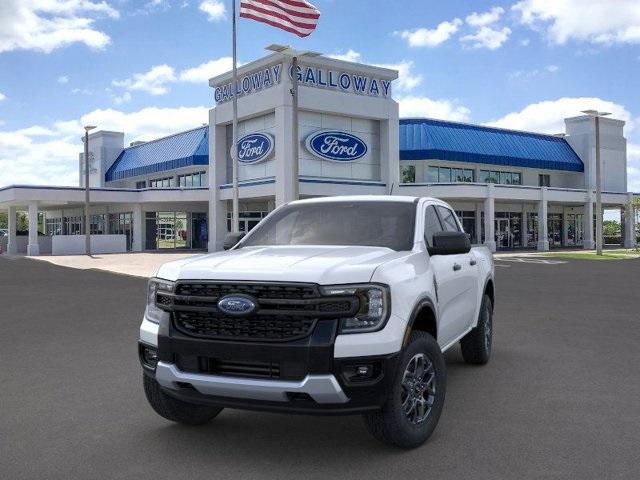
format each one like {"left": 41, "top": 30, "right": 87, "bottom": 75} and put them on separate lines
{"left": 321, "top": 284, "right": 390, "bottom": 334}
{"left": 145, "top": 278, "right": 175, "bottom": 324}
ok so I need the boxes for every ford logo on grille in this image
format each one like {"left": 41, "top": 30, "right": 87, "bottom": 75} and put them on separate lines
{"left": 217, "top": 295, "right": 257, "bottom": 316}
{"left": 233, "top": 133, "right": 275, "bottom": 164}
{"left": 305, "top": 130, "right": 367, "bottom": 162}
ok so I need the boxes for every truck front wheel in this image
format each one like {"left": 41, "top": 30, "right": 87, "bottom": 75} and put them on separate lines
{"left": 143, "top": 375, "right": 223, "bottom": 425}
{"left": 363, "top": 331, "right": 446, "bottom": 449}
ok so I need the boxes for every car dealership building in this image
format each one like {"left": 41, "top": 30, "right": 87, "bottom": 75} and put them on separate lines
{"left": 0, "top": 52, "right": 637, "bottom": 255}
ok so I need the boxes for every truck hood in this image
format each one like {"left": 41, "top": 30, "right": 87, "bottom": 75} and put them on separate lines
{"left": 155, "top": 245, "right": 407, "bottom": 285}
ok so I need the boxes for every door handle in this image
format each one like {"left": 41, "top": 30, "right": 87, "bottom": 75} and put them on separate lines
{"left": 453, "top": 263, "right": 462, "bottom": 271}
{"left": 469, "top": 259, "right": 477, "bottom": 266}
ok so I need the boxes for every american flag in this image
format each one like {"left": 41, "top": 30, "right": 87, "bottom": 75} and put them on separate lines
{"left": 240, "top": 0, "right": 321, "bottom": 38}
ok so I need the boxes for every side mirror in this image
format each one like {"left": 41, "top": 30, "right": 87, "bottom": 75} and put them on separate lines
{"left": 223, "top": 232, "right": 246, "bottom": 250}
{"left": 428, "top": 231, "right": 471, "bottom": 256}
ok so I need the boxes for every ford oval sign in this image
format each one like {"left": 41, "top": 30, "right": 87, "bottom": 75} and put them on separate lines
{"left": 305, "top": 130, "right": 367, "bottom": 162}
{"left": 217, "top": 295, "right": 257, "bottom": 316}
{"left": 234, "top": 133, "right": 274, "bottom": 164}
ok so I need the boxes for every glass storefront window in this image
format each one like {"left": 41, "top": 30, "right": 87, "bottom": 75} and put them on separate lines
{"left": 479, "top": 170, "right": 521, "bottom": 185}
{"left": 145, "top": 211, "right": 207, "bottom": 250}
{"left": 427, "top": 166, "right": 439, "bottom": 183}
{"left": 438, "top": 167, "right": 451, "bottom": 183}
{"left": 401, "top": 165, "right": 416, "bottom": 183}
{"left": 455, "top": 210, "right": 476, "bottom": 244}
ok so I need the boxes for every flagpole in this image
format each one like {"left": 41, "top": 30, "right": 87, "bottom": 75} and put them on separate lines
{"left": 231, "top": 0, "right": 240, "bottom": 233}
{"left": 291, "top": 55, "right": 299, "bottom": 200}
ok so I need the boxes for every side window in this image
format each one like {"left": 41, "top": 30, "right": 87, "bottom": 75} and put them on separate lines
{"left": 424, "top": 205, "right": 444, "bottom": 246}
{"left": 436, "top": 206, "right": 461, "bottom": 232}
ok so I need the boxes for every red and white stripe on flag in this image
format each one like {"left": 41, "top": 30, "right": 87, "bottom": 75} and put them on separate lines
{"left": 240, "top": 0, "right": 320, "bottom": 38}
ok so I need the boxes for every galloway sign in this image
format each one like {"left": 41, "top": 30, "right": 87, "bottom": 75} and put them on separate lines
{"left": 305, "top": 130, "right": 368, "bottom": 162}
{"left": 292, "top": 65, "right": 392, "bottom": 99}
{"left": 234, "top": 133, "right": 275, "bottom": 164}
{"left": 213, "top": 61, "right": 393, "bottom": 104}
{"left": 214, "top": 64, "right": 283, "bottom": 104}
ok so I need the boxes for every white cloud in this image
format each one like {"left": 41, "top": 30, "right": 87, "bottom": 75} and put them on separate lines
{"left": 112, "top": 64, "right": 177, "bottom": 95}
{"left": 486, "top": 97, "right": 634, "bottom": 134}
{"left": 397, "top": 95, "right": 471, "bottom": 122}
{"left": 374, "top": 60, "right": 423, "bottom": 93}
{"left": 466, "top": 7, "right": 505, "bottom": 27}
{"left": 179, "top": 57, "right": 234, "bottom": 83}
{"left": 520, "top": 38, "right": 530, "bottom": 46}
{"left": 113, "top": 91, "right": 132, "bottom": 105}
{"left": 57, "top": 75, "right": 69, "bottom": 84}
{"left": 0, "top": 0, "right": 119, "bottom": 53}
{"left": 509, "top": 64, "right": 560, "bottom": 81}
{"left": 199, "top": 0, "right": 226, "bottom": 21}
{"left": 328, "top": 50, "right": 362, "bottom": 63}
{"left": 397, "top": 19, "right": 463, "bottom": 47}
{"left": 0, "top": 92, "right": 5, "bottom": 102}
{"left": 0, "top": 106, "right": 209, "bottom": 187}
{"left": 461, "top": 26, "right": 511, "bottom": 50}
{"left": 513, "top": 0, "right": 640, "bottom": 45}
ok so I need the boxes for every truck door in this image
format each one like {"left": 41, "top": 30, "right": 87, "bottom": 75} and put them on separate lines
{"left": 424, "top": 205, "right": 479, "bottom": 348}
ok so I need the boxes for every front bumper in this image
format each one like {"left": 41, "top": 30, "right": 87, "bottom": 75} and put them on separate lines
{"left": 155, "top": 361, "right": 348, "bottom": 403}
{"left": 141, "top": 316, "right": 400, "bottom": 415}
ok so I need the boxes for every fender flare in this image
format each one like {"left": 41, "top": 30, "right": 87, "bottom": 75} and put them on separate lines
{"left": 402, "top": 296, "right": 438, "bottom": 347}
{"left": 482, "top": 275, "right": 495, "bottom": 308}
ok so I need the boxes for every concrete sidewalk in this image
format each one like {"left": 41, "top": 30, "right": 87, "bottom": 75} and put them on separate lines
{"left": 24, "top": 252, "right": 201, "bottom": 277}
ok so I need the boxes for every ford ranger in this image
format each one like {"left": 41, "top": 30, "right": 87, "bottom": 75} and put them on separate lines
{"left": 139, "top": 196, "right": 494, "bottom": 448}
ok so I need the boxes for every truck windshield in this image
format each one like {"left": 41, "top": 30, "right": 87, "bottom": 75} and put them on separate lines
{"left": 241, "top": 201, "right": 416, "bottom": 251}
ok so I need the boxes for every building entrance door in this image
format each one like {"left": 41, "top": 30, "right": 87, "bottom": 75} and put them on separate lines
{"left": 496, "top": 218, "right": 512, "bottom": 249}
{"left": 567, "top": 214, "right": 584, "bottom": 246}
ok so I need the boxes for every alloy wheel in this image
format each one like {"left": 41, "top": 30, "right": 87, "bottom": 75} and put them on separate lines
{"left": 400, "top": 353, "right": 436, "bottom": 425}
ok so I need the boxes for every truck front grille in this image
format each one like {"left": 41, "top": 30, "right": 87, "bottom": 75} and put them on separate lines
{"left": 174, "top": 311, "right": 316, "bottom": 342}
{"left": 160, "top": 281, "right": 358, "bottom": 342}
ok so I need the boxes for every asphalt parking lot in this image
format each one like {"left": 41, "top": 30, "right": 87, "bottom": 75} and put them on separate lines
{"left": 1, "top": 255, "right": 639, "bottom": 480}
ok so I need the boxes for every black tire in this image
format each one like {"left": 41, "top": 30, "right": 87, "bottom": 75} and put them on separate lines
{"left": 363, "top": 331, "right": 446, "bottom": 449}
{"left": 460, "top": 294, "right": 493, "bottom": 365}
{"left": 143, "top": 375, "right": 223, "bottom": 425}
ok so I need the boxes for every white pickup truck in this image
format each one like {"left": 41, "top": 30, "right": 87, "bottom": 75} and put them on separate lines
{"left": 139, "top": 196, "right": 494, "bottom": 448}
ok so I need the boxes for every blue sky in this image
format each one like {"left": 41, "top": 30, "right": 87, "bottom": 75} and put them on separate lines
{"left": 0, "top": 0, "right": 639, "bottom": 192}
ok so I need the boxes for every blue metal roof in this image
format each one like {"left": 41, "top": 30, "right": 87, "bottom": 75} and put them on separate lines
{"left": 399, "top": 118, "right": 584, "bottom": 172}
{"left": 105, "top": 126, "right": 209, "bottom": 182}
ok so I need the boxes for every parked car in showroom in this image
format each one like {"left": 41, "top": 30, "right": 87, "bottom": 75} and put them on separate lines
{"left": 139, "top": 196, "right": 494, "bottom": 448}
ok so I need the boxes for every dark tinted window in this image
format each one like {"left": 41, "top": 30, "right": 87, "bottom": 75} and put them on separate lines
{"left": 424, "top": 206, "right": 443, "bottom": 247}
{"left": 242, "top": 201, "right": 416, "bottom": 251}
{"left": 436, "top": 206, "right": 461, "bottom": 232}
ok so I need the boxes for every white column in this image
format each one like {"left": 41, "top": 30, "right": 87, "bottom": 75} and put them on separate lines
{"left": 483, "top": 184, "right": 496, "bottom": 252}
{"left": 27, "top": 202, "right": 40, "bottom": 256}
{"left": 624, "top": 193, "right": 636, "bottom": 248}
{"left": 7, "top": 206, "right": 17, "bottom": 255}
{"left": 583, "top": 193, "right": 594, "bottom": 249}
{"left": 274, "top": 103, "right": 296, "bottom": 206}
{"left": 475, "top": 203, "right": 482, "bottom": 245}
{"left": 132, "top": 204, "right": 143, "bottom": 252}
{"left": 537, "top": 187, "right": 549, "bottom": 251}
{"left": 209, "top": 118, "right": 230, "bottom": 252}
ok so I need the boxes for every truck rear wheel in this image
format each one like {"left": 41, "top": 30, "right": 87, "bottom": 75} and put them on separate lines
{"left": 143, "top": 375, "right": 223, "bottom": 425}
{"left": 460, "top": 294, "right": 493, "bottom": 365}
{"left": 363, "top": 331, "right": 446, "bottom": 449}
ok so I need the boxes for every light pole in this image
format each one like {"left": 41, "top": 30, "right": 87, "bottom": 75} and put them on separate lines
{"left": 266, "top": 44, "right": 320, "bottom": 200}
{"left": 581, "top": 110, "right": 610, "bottom": 256}
{"left": 83, "top": 125, "right": 96, "bottom": 255}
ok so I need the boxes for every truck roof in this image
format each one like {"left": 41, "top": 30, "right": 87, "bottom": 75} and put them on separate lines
{"left": 289, "top": 195, "right": 439, "bottom": 205}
